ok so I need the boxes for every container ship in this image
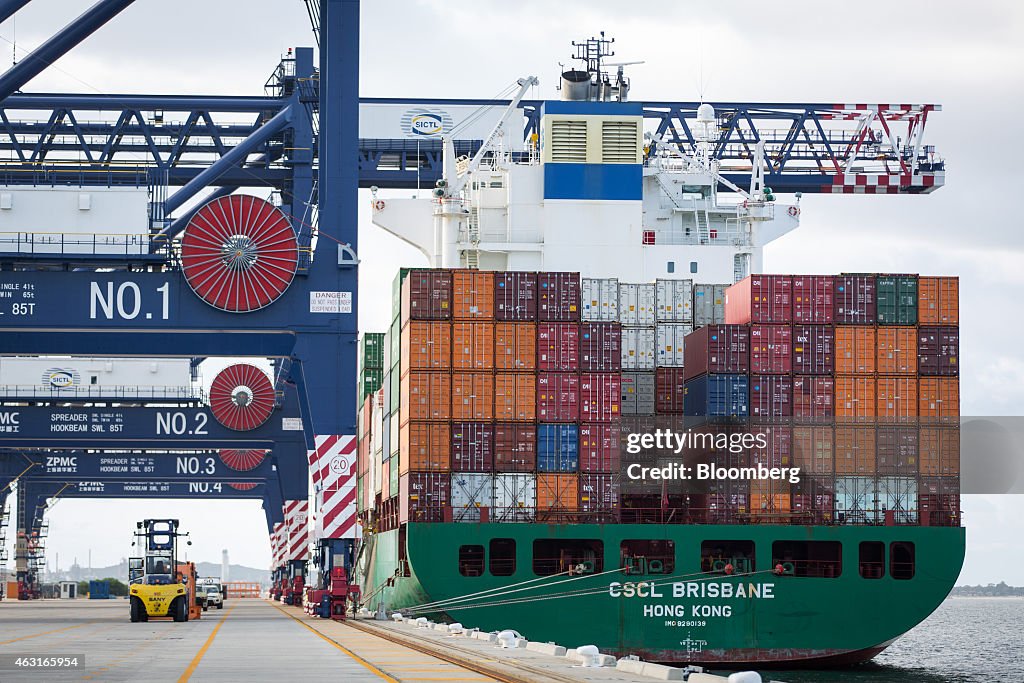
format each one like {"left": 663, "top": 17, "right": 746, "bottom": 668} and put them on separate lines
{"left": 347, "top": 40, "right": 963, "bottom": 666}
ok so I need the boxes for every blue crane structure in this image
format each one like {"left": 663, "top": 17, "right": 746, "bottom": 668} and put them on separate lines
{"left": 0, "top": 0, "right": 945, "bottom": 602}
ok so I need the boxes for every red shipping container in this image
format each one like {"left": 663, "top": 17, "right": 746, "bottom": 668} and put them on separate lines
{"left": 399, "top": 472, "right": 450, "bottom": 523}
{"left": 494, "top": 322, "right": 537, "bottom": 371}
{"left": 579, "top": 474, "right": 620, "bottom": 520}
{"left": 578, "top": 423, "right": 620, "bottom": 473}
{"left": 580, "top": 373, "right": 622, "bottom": 422}
{"left": 749, "top": 375, "right": 793, "bottom": 419}
{"left": 451, "top": 422, "right": 495, "bottom": 472}
{"left": 792, "top": 376, "right": 835, "bottom": 420}
{"left": 402, "top": 269, "right": 452, "bottom": 321}
{"left": 655, "top": 367, "right": 686, "bottom": 414}
{"left": 724, "top": 275, "right": 793, "bottom": 324}
{"left": 537, "top": 372, "right": 580, "bottom": 422}
{"left": 683, "top": 325, "right": 750, "bottom": 380}
{"left": 918, "top": 327, "right": 959, "bottom": 377}
{"left": 750, "top": 425, "right": 792, "bottom": 468}
{"left": 537, "top": 323, "right": 580, "bottom": 371}
{"left": 750, "top": 325, "right": 793, "bottom": 374}
{"left": 579, "top": 322, "right": 622, "bottom": 372}
{"left": 537, "top": 272, "right": 581, "bottom": 322}
{"left": 451, "top": 373, "right": 494, "bottom": 421}
{"left": 495, "top": 271, "right": 538, "bottom": 321}
{"left": 834, "top": 275, "right": 876, "bottom": 324}
{"left": 877, "top": 426, "right": 918, "bottom": 475}
{"left": 793, "top": 275, "right": 835, "bottom": 323}
{"left": 792, "top": 325, "right": 834, "bottom": 375}
{"left": 494, "top": 423, "right": 537, "bottom": 472}
{"left": 792, "top": 476, "right": 835, "bottom": 524}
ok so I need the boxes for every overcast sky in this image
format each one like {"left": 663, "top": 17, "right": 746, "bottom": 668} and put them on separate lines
{"left": 0, "top": 0, "right": 1022, "bottom": 583}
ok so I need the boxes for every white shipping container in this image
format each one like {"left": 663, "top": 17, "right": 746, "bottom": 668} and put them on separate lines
{"left": 692, "top": 284, "right": 728, "bottom": 326}
{"left": 656, "top": 279, "right": 694, "bottom": 322}
{"left": 581, "top": 277, "right": 619, "bottom": 322}
{"left": 493, "top": 474, "right": 537, "bottom": 522}
{"left": 621, "top": 327, "right": 656, "bottom": 370}
{"left": 389, "top": 410, "right": 400, "bottom": 457}
{"left": 451, "top": 474, "right": 496, "bottom": 523}
{"left": 656, "top": 323, "right": 693, "bottom": 367}
{"left": 618, "top": 283, "right": 656, "bottom": 326}
{"left": 0, "top": 357, "right": 193, "bottom": 398}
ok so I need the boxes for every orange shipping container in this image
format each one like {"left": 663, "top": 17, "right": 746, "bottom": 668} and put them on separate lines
{"left": 495, "top": 322, "right": 537, "bottom": 371}
{"left": 919, "top": 427, "right": 960, "bottom": 476}
{"left": 401, "top": 321, "right": 452, "bottom": 374}
{"left": 537, "top": 473, "right": 579, "bottom": 512}
{"left": 835, "top": 426, "right": 876, "bottom": 474}
{"left": 919, "top": 377, "right": 960, "bottom": 423}
{"left": 401, "top": 372, "right": 451, "bottom": 423}
{"left": 452, "top": 322, "right": 495, "bottom": 370}
{"left": 918, "top": 276, "right": 959, "bottom": 325}
{"left": 877, "top": 376, "right": 918, "bottom": 422}
{"left": 452, "top": 372, "right": 495, "bottom": 421}
{"left": 750, "top": 479, "right": 792, "bottom": 515}
{"left": 453, "top": 270, "right": 495, "bottom": 320}
{"left": 876, "top": 327, "right": 917, "bottom": 375}
{"left": 494, "top": 373, "right": 537, "bottom": 421}
{"left": 835, "top": 375, "right": 876, "bottom": 421}
{"left": 835, "top": 326, "right": 876, "bottom": 374}
{"left": 792, "top": 425, "right": 834, "bottom": 474}
{"left": 399, "top": 422, "right": 451, "bottom": 473}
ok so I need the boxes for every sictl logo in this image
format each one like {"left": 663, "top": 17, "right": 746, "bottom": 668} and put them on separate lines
{"left": 411, "top": 113, "right": 443, "bottom": 136}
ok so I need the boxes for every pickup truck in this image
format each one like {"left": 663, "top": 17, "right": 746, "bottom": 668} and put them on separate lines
{"left": 200, "top": 582, "right": 224, "bottom": 610}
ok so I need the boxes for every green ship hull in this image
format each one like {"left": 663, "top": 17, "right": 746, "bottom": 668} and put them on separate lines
{"left": 357, "top": 523, "right": 965, "bottom": 666}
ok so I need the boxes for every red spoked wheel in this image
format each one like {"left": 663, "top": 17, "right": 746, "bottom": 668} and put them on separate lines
{"left": 218, "top": 449, "right": 267, "bottom": 472}
{"left": 181, "top": 194, "right": 298, "bottom": 313}
{"left": 228, "top": 482, "right": 260, "bottom": 491}
{"left": 209, "top": 364, "right": 275, "bottom": 431}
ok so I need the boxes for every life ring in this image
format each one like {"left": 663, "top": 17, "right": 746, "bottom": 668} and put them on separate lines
{"left": 787, "top": 205, "right": 800, "bottom": 217}
{"left": 373, "top": 199, "right": 385, "bottom": 211}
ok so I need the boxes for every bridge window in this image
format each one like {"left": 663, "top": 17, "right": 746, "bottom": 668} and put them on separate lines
{"left": 621, "top": 540, "right": 675, "bottom": 575}
{"left": 690, "top": 261, "right": 698, "bottom": 274}
{"left": 859, "top": 542, "right": 885, "bottom": 579}
{"left": 890, "top": 542, "right": 915, "bottom": 580}
{"left": 458, "top": 545, "right": 484, "bottom": 577}
{"left": 772, "top": 541, "right": 842, "bottom": 578}
{"left": 666, "top": 261, "right": 675, "bottom": 274}
{"left": 533, "top": 539, "right": 603, "bottom": 576}
{"left": 489, "top": 538, "right": 516, "bottom": 577}
{"left": 701, "top": 540, "right": 755, "bottom": 574}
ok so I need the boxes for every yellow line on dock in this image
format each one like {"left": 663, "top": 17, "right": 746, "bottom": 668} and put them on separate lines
{"left": 177, "top": 605, "right": 234, "bottom": 682}
{"left": 269, "top": 601, "right": 398, "bottom": 682}
{"left": 0, "top": 622, "right": 89, "bottom": 645}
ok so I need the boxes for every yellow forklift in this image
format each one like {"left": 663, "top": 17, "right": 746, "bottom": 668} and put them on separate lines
{"left": 128, "top": 519, "right": 196, "bottom": 622}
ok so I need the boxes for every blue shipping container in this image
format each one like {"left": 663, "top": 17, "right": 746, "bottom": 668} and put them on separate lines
{"left": 89, "top": 580, "right": 110, "bottom": 599}
{"left": 537, "top": 424, "right": 579, "bottom": 472}
{"left": 684, "top": 374, "right": 749, "bottom": 417}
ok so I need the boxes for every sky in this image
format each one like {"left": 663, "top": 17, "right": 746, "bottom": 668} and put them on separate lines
{"left": 0, "top": 0, "right": 1022, "bottom": 583}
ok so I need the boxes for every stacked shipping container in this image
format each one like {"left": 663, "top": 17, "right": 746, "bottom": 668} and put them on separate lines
{"left": 355, "top": 270, "right": 958, "bottom": 529}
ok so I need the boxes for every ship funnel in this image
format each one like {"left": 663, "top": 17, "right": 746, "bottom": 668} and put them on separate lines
{"left": 560, "top": 69, "right": 591, "bottom": 100}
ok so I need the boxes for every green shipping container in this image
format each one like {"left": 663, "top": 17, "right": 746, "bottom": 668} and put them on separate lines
{"left": 388, "top": 454, "right": 399, "bottom": 498}
{"left": 389, "top": 370, "right": 400, "bottom": 414}
{"left": 360, "top": 367, "right": 384, "bottom": 399}
{"left": 390, "top": 316, "right": 401, "bottom": 371}
{"left": 360, "top": 332, "right": 385, "bottom": 370}
{"left": 357, "top": 475, "right": 365, "bottom": 512}
{"left": 876, "top": 275, "right": 918, "bottom": 325}
{"left": 392, "top": 267, "right": 412, "bottom": 321}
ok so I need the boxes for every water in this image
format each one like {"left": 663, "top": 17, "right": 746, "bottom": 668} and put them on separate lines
{"left": 763, "top": 598, "right": 1024, "bottom": 683}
